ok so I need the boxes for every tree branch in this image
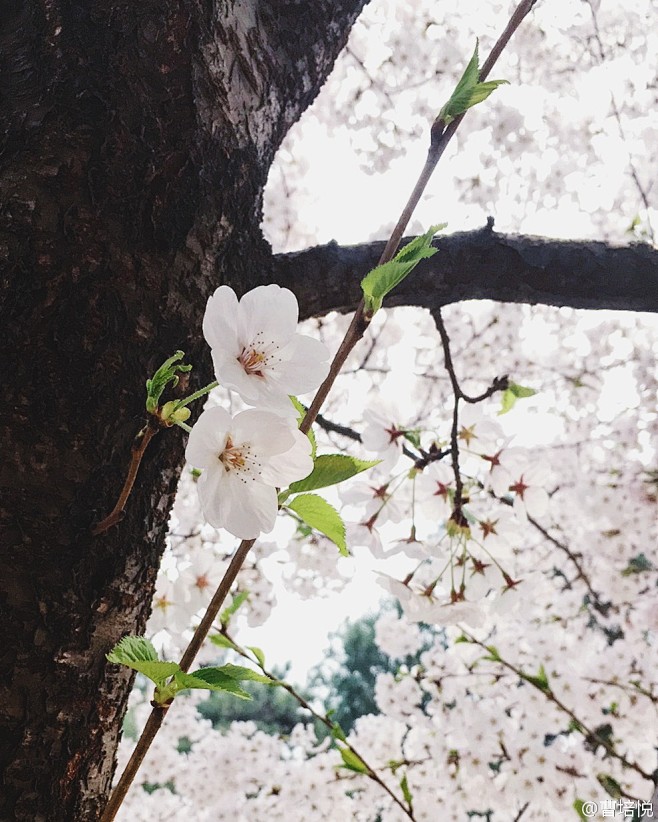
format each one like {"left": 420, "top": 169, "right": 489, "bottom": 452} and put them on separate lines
{"left": 273, "top": 227, "right": 658, "bottom": 320}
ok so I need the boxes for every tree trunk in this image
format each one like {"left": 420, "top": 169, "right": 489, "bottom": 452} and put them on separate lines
{"left": 0, "top": 1, "right": 367, "bottom": 818}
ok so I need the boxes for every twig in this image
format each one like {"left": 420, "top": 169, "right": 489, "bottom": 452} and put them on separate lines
{"left": 432, "top": 307, "right": 509, "bottom": 404}
{"left": 314, "top": 412, "right": 447, "bottom": 468}
{"left": 380, "top": 0, "right": 538, "bottom": 264}
{"left": 92, "top": 422, "right": 159, "bottom": 535}
{"left": 464, "top": 632, "right": 654, "bottom": 782}
{"left": 101, "top": 538, "right": 255, "bottom": 822}
{"left": 584, "top": 677, "right": 658, "bottom": 705}
{"left": 514, "top": 802, "right": 530, "bottom": 821}
{"left": 300, "top": 0, "right": 535, "bottom": 437}
{"left": 431, "top": 307, "right": 509, "bottom": 515}
{"left": 222, "top": 629, "right": 416, "bottom": 820}
{"left": 316, "top": 413, "right": 363, "bottom": 441}
{"left": 525, "top": 512, "right": 609, "bottom": 614}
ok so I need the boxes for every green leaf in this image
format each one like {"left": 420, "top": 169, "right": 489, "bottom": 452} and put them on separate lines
{"left": 498, "top": 388, "right": 517, "bottom": 415}
{"left": 402, "top": 429, "right": 422, "bottom": 449}
{"left": 509, "top": 382, "right": 537, "bottom": 398}
{"left": 145, "top": 351, "right": 192, "bottom": 413}
{"left": 441, "top": 40, "right": 480, "bottom": 122}
{"left": 597, "top": 773, "right": 622, "bottom": 799}
{"left": 360, "top": 225, "right": 444, "bottom": 315}
{"left": 210, "top": 633, "right": 238, "bottom": 651}
{"left": 498, "top": 382, "right": 536, "bottom": 415}
{"left": 622, "top": 552, "right": 653, "bottom": 575}
{"left": 248, "top": 646, "right": 266, "bottom": 668}
{"left": 573, "top": 799, "right": 588, "bottom": 821}
{"left": 438, "top": 40, "right": 509, "bottom": 126}
{"left": 173, "top": 669, "right": 251, "bottom": 700}
{"left": 400, "top": 774, "right": 413, "bottom": 807}
{"left": 482, "top": 644, "right": 501, "bottom": 662}
{"left": 107, "top": 635, "right": 159, "bottom": 664}
{"left": 338, "top": 747, "right": 369, "bottom": 774}
{"left": 523, "top": 664, "right": 551, "bottom": 693}
{"left": 289, "top": 454, "right": 380, "bottom": 494}
{"left": 214, "top": 664, "right": 271, "bottom": 684}
{"left": 287, "top": 494, "right": 347, "bottom": 556}
{"left": 106, "top": 636, "right": 181, "bottom": 687}
{"left": 289, "top": 396, "right": 317, "bottom": 460}
{"left": 219, "top": 590, "right": 249, "bottom": 627}
{"left": 331, "top": 722, "right": 347, "bottom": 743}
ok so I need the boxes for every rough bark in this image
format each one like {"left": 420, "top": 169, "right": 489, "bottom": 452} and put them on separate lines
{"left": 0, "top": 1, "right": 367, "bottom": 819}
{"left": 275, "top": 226, "right": 658, "bottom": 320}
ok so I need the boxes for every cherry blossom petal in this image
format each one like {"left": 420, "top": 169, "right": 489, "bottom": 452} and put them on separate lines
{"left": 184, "top": 406, "right": 230, "bottom": 469}
{"left": 231, "top": 409, "right": 296, "bottom": 457}
{"left": 238, "top": 284, "right": 298, "bottom": 346}
{"left": 263, "top": 429, "right": 313, "bottom": 486}
{"left": 202, "top": 286, "right": 239, "bottom": 352}
{"left": 222, "top": 478, "right": 278, "bottom": 539}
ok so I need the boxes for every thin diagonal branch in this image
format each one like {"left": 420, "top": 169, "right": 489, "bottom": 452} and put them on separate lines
{"left": 222, "top": 629, "right": 416, "bottom": 820}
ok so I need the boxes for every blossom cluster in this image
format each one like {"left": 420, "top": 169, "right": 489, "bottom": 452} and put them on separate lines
{"left": 185, "top": 285, "right": 329, "bottom": 539}
{"left": 122, "top": 0, "right": 658, "bottom": 816}
{"left": 131, "top": 298, "right": 657, "bottom": 821}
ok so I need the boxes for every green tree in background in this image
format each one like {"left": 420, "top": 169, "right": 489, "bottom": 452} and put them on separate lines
{"left": 310, "top": 610, "right": 436, "bottom": 734}
{"left": 192, "top": 610, "right": 436, "bottom": 738}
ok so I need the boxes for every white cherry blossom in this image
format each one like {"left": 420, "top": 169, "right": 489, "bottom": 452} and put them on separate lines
{"left": 361, "top": 403, "right": 406, "bottom": 470}
{"left": 202, "top": 284, "right": 329, "bottom": 414}
{"left": 185, "top": 406, "right": 312, "bottom": 539}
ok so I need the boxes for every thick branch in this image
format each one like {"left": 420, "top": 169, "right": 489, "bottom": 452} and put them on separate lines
{"left": 273, "top": 228, "right": 658, "bottom": 319}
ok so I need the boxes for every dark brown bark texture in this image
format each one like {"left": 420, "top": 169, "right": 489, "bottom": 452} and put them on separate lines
{"left": 279, "top": 227, "right": 658, "bottom": 320}
{"left": 0, "top": 0, "right": 367, "bottom": 819}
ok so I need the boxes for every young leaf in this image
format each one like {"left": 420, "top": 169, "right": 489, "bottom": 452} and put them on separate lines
{"left": 214, "top": 663, "right": 271, "bottom": 684}
{"left": 106, "top": 636, "right": 181, "bottom": 687}
{"left": 573, "top": 799, "right": 588, "bottom": 821}
{"left": 210, "top": 633, "right": 238, "bottom": 651}
{"left": 248, "top": 646, "right": 266, "bottom": 668}
{"left": 338, "top": 747, "right": 369, "bottom": 774}
{"left": 597, "top": 773, "right": 622, "bottom": 799}
{"left": 107, "top": 635, "right": 159, "bottom": 664}
{"left": 289, "top": 396, "right": 317, "bottom": 459}
{"left": 360, "top": 225, "right": 444, "bottom": 315}
{"left": 400, "top": 774, "right": 413, "bottom": 807}
{"left": 399, "top": 429, "right": 419, "bottom": 449}
{"left": 219, "top": 590, "right": 249, "bottom": 627}
{"left": 509, "top": 382, "right": 537, "bottom": 399}
{"left": 482, "top": 644, "right": 501, "bottom": 662}
{"left": 289, "top": 454, "right": 380, "bottom": 494}
{"left": 145, "top": 351, "right": 191, "bottom": 413}
{"left": 498, "top": 388, "right": 517, "bottom": 415}
{"left": 498, "top": 382, "right": 537, "bottom": 415}
{"left": 438, "top": 40, "right": 508, "bottom": 126}
{"left": 523, "top": 664, "right": 551, "bottom": 693}
{"left": 173, "top": 669, "right": 251, "bottom": 699}
{"left": 331, "top": 722, "right": 347, "bottom": 743}
{"left": 287, "top": 494, "right": 347, "bottom": 556}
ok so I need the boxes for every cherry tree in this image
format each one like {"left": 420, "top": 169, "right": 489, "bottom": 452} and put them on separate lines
{"left": 2, "top": 0, "right": 657, "bottom": 820}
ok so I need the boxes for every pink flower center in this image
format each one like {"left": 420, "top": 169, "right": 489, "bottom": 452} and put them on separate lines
{"left": 220, "top": 437, "right": 246, "bottom": 471}
{"left": 509, "top": 476, "right": 529, "bottom": 498}
{"left": 238, "top": 347, "right": 266, "bottom": 376}
{"left": 195, "top": 574, "right": 210, "bottom": 591}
